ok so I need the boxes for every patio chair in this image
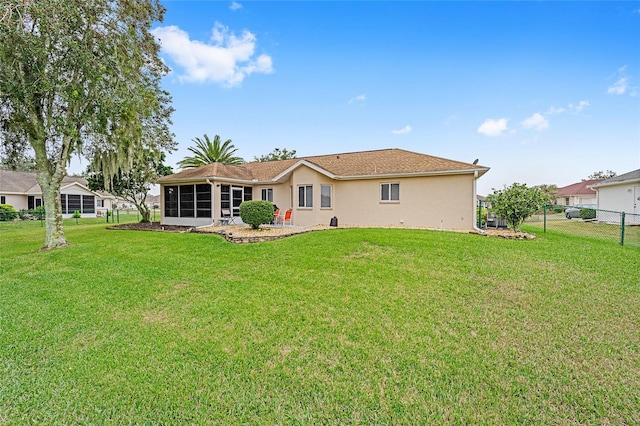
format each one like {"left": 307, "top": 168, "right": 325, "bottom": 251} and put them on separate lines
{"left": 220, "top": 208, "right": 236, "bottom": 226}
{"left": 281, "top": 209, "right": 292, "bottom": 227}
{"left": 272, "top": 208, "right": 280, "bottom": 225}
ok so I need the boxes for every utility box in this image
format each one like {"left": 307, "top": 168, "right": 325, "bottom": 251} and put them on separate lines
{"left": 329, "top": 216, "right": 338, "bottom": 227}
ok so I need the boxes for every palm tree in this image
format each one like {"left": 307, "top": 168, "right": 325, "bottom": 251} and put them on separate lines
{"left": 177, "top": 134, "right": 244, "bottom": 169}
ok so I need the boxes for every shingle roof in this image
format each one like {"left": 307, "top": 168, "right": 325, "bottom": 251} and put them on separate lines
{"left": 0, "top": 170, "right": 108, "bottom": 195}
{"left": 158, "top": 148, "right": 489, "bottom": 183}
{"left": 556, "top": 179, "right": 601, "bottom": 196}
{"left": 592, "top": 169, "right": 640, "bottom": 186}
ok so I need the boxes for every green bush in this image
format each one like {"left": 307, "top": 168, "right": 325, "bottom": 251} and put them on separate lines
{"left": 580, "top": 208, "right": 596, "bottom": 220}
{"left": 0, "top": 204, "right": 18, "bottom": 221}
{"left": 239, "top": 200, "right": 274, "bottom": 230}
{"left": 18, "top": 209, "right": 30, "bottom": 220}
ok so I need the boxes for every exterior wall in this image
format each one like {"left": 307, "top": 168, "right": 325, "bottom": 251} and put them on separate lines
{"left": 160, "top": 181, "right": 215, "bottom": 227}
{"left": 597, "top": 183, "right": 637, "bottom": 214}
{"left": 159, "top": 169, "right": 478, "bottom": 230}
{"left": 0, "top": 194, "right": 28, "bottom": 210}
{"left": 291, "top": 166, "right": 476, "bottom": 229}
{"left": 555, "top": 195, "right": 596, "bottom": 207}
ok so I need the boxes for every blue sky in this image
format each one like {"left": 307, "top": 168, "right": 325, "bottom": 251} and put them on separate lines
{"left": 141, "top": 1, "right": 639, "bottom": 195}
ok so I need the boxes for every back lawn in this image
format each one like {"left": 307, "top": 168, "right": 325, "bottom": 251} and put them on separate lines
{"left": 1, "top": 221, "right": 639, "bottom": 424}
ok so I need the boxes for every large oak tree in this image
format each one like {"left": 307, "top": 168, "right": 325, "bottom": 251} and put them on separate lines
{"left": 0, "top": 0, "right": 174, "bottom": 248}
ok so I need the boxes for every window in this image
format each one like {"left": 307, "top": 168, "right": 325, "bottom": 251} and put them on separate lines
{"left": 261, "top": 188, "right": 273, "bottom": 202}
{"left": 298, "top": 185, "right": 313, "bottom": 208}
{"left": 164, "top": 186, "right": 178, "bottom": 217}
{"left": 82, "top": 195, "right": 95, "bottom": 213}
{"left": 96, "top": 199, "right": 104, "bottom": 208}
{"left": 565, "top": 197, "right": 570, "bottom": 206}
{"left": 165, "top": 184, "right": 211, "bottom": 218}
{"left": 67, "top": 194, "right": 81, "bottom": 212}
{"left": 60, "top": 195, "right": 67, "bottom": 214}
{"left": 179, "top": 185, "right": 195, "bottom": 217}
{"left": 320, "top": 185, "right": 332, "bottom": 208}
{"left": 196, "top": 184, "right": 211, "bottom": 217}
{"left": 1, "top": 196, "right": 5, "bottom": 204}
{"left": 381, "top": 183, "right": 400, "bottom": 202}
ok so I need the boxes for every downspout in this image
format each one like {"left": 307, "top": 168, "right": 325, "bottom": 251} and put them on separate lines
{"left": 472, "top": 170, "right": 485, "bottom": 234}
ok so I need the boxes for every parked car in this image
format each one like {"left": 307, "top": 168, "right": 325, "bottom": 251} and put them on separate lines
{"left": 565, "top": 204, "right": 596, "bottom": 219}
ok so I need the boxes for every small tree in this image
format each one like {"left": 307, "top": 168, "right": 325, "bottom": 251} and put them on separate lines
{"left": 254, "top": 148, "right": 297, "bottom": 162}
{"left": 87, "top": 151, "right": 173, "bottom": 223}
{"left": 239, "top": 200, "right": 274, "bottom": 230}
{"left": 486, "top": 183, "right": 546, "bottom": 232}
{"left": 534, "top": 184, "right": 558, "bottom": 206}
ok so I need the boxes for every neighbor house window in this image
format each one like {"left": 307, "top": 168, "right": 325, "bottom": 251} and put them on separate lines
{"left": 565, "top": 197, "right": 570, "bottom": 206}
{"left": 96, "top": 199, "right": 104, "bottom": 208}
{"left": 82, "top": 195, "right": 95, "bottom": 213}
{"left": 320, "top": 185, "right": 332, "bottom": 208}
{"left": 298, "top": 185, "right": 313, "bottom": 208}
{"left": 381, "top": 183, "right": 400, "bottom": 202}
{"left": 0, "top": 196, "right": 5, "bottom": 204}
{"left": 261, "top": 188, "right": 273, "bottom": 202}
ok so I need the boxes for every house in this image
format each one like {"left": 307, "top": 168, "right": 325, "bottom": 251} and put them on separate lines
{"left": 591, "top": 169, "right": 640, "bottom": 219}
{"left": 157, "top": 148, "right": 490, "bottom": 230}
{"left": 555, "top": 179, "right": 601, "bottom": 207}
{"left": 0, "top": 170, "right": 115, "bottom": 217}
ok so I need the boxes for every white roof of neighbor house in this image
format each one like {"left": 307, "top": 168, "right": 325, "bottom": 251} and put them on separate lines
{"left": 591, "top": 169, "right": 640, "bottom": 188}
{"left": 0, "top": 170, "right": 113, "bottom": 197}
{"left": 158, "top": 148, "right": 490, "bottom": 184}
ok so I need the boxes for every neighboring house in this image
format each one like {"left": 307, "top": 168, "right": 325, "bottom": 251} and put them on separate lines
{"left": 157, "top": 148, "right": 490, "bottom": 230}
{"left": 0, "top": 170, "right": 115, "bottom": 217}
{"left": 591, "top": 169, "right": 640, "bottom": 219}
{"left": 555, "top": 179, "right": 601, "bottom": 207}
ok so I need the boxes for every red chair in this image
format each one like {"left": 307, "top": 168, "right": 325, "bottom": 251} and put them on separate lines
{"left": 281, "top": 209, "right": 292, "bottom": 227}
{"left": 273, "top": 209, "right": 280, "bottom": 225}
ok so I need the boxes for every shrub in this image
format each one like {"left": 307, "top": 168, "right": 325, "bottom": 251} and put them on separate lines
{"left": 34, "top": 206, "right": 45, "bottom": 220}
{"left": 486, "top": 183, "right": 546, "bottom": 232}
{"left": 239, "top": 200, "right": 274, "bottom": 230}
{"left": 18, "top": 209, "right": 30, "bottom": 220}
{"left": 580, "top": 208, "right": 596, "bottom": 220}
{"left": 0, "top": 204, "right": 18, "bottom": 221}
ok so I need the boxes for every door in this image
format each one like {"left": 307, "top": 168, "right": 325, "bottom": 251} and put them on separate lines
{"left": 232, "top": 187, "right": 243, "bottom": 217}
{"left": 634, "top": 185, "right": 640, "bottom": 215}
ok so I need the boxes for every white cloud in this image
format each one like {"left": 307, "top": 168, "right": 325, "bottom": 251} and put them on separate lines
{"left": 570, "top": 100, "right": 590, "bottom": 113}
{"left": 230, "top": 1, "right": 242, "bottom": 11}
{"left": 607, "top": 65, "right": 630, "bottom": 95}
{"left": 546, "top": 106, "right": 566, "bottom": 115}
{"left": 521, "top": 113, "right": 549, "bottom": 131}
{"left": 477, "top": 118, "right": 508, "bottom": 136}
{"left": 151, "top": 23, "right": 273, "bottom": 86}
{"left": 348, "top": 94, "right": 366, "bottom": 104}
{"left": 392, "top": 125, "right": 412, "bottom": 135}
{"left": 443, "top": 114, "right": 458, "bottom": 126}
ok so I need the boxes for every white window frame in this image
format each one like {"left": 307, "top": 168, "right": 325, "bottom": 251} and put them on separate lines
{"left": 320, "top": 185, "right": 332, "bottom": 209}
{"left": 380, "top": 182, "right": 400, "bottom": 202}
{"left": 261, "top": 188, "right": 273, "bottom": 202}
{"left": 298, "top": 185, "right": 313, "bottom": 208}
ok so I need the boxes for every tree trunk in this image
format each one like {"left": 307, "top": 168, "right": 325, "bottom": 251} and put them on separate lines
{"left": 37, "top": 171, "right": 68, "bottom": 249}
{"left": 140, "top": 205, "right": 151, "bottom": 223}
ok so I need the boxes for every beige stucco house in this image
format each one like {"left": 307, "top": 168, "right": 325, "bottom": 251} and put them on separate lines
{"left": 0, "top": 170, "right": 115, "bottom": 217}
{"left": 157, "top": 148, "right": 489, "bottom": 230}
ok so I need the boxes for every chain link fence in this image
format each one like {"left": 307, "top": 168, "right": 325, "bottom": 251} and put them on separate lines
{"left": 528, "top": 205, "right": 639, "bottom": 248}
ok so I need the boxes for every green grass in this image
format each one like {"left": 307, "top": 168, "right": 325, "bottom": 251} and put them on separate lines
{"left": 1, "top": 222, "right": 639, "bottom": 424}
{"left": 525, "top": 215, "right": 640, "bottom": 248}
